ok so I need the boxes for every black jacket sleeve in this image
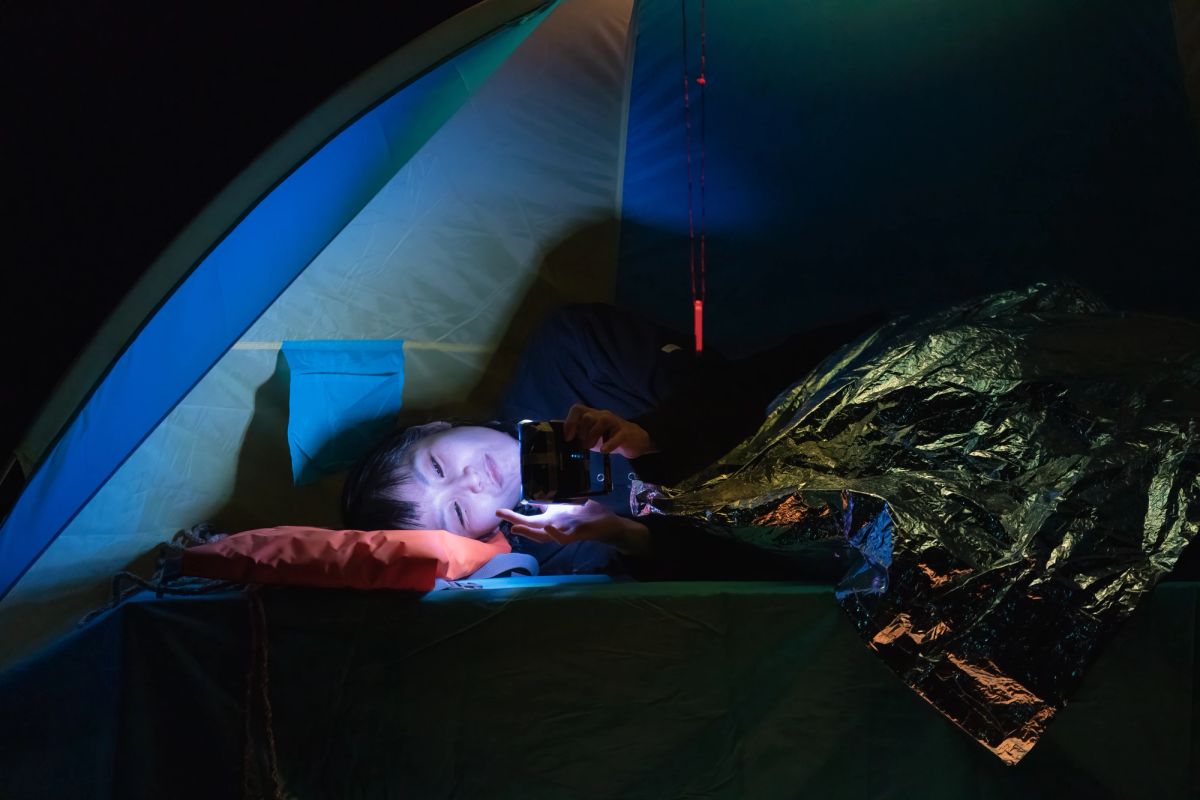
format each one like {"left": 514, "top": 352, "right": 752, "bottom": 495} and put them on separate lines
{"left": 629, "top": 313, "right": 887, "bottom": 485}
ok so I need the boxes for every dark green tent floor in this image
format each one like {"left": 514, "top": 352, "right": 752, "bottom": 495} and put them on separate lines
{"left": 1, "top": 578, "right": 1197, "bottom": 799}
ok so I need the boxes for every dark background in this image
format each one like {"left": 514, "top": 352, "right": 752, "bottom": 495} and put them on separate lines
{"left": 2, "top": 1, "right": 477, "bottom": 473}
{"left": 5, "top": 1, "right": 1199, "bottom": 482}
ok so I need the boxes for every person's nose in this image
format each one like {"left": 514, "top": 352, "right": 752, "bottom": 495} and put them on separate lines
{"left": 459, "top": 465, "right": 484, "bottom": 493}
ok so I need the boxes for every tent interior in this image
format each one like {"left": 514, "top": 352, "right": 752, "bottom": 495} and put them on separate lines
{"left": 2, "top": 0, "right": 1200, "bottom": 794}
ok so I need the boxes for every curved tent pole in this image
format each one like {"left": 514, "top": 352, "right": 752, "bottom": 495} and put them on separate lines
{"left": 14, "top": 0, "right": 553, "bottom": 479}
{"left": 0, "top": 0, "right": 557, "bottom": 601}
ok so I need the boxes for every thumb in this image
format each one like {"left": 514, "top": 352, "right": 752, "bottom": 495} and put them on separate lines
{"left": 601, "top": 429, "right": 628, "bottom": 454}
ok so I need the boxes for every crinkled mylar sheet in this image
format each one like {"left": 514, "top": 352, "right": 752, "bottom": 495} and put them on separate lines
{"left": 648, "top": 284, "right": 1200, "bottom": 764}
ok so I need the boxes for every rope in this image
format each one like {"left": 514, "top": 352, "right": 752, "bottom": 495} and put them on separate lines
{"left": 254, "top": 590, "right": 286, "bottom": 799}
{"left": 243, "top": 603, "right": 256, "bottom": 800}
{"left": 681, "top": 0, "right": 697, "bottom": 303}
{"left": 243, "top": 587, "right": 286, "bottom": 800}
{"left": 77, "top": 569, "right": 239, "bottom": 627}
{"left": 698, "top": 0, "right": 708, "bottom": 310}
{"left": 681, "top": 0, "right": 710, "bottom": 352}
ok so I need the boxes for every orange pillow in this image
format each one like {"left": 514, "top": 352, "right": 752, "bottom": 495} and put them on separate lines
{"left": 180, "top": 527, "right": 511, "bottom": 591}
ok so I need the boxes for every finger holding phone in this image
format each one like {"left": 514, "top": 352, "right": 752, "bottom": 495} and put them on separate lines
{"left": 562, "top": 404, "right": 659, "bottom": 459}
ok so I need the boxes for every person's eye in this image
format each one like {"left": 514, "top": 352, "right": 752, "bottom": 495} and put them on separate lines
{"left": 430, "top": 454, "right": 444, "bottom": 478}
{"left": 454, "top": 502, "right": 466, "bottom": 528}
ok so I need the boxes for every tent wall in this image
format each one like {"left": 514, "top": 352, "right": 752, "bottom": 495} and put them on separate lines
{"left": 7, "top": 0, "right": 1200, "bottom": 671}
{"left": 243, "top": 0, "right": 635, "bottom": 408}
{"left": 0, "top": 13, "right": 549, "bottom": 661}
{"left": 617, "top": 0, "right": 1200, "bottom": 354}
{"left": 0, "top": 0, "right": 635, "bottom": 670}
{"left": 13, "top": 0, "right": 550, "bottom": 478}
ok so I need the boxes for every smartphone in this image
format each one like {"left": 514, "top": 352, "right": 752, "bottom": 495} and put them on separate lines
{"left": 517, "top": 420, "right": 612, "bottom": 503}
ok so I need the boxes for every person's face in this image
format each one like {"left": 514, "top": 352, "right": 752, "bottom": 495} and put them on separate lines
{"left": 395, "top": 426, "right": 521, "bottom": 539}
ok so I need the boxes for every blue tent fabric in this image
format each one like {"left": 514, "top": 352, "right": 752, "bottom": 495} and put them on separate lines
{"left": 5, "top": 0, "right": 1199, "bottom": 620}
{"left": 0, "top": 10, "right": 550, "bottom": 603}
{"left": 1, "top": 2, "right": 1199, "bottom": 788}
{"left": 618, "top": 0, "right": 1200, "bottom": 353}
{"left": 281, "top": 341, "right": 406, "bottom": 485}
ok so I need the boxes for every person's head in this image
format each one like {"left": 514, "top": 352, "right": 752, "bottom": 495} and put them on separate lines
{"left": 342, "top": 422, "right": 521, "bottom": 539}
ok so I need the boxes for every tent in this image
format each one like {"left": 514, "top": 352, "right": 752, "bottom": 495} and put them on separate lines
{"left": 2, "top": 0, "right": 1199, "bottom": 790}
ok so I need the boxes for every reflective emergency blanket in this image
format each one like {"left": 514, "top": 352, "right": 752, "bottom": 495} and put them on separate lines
{"left": 649, "top": 283, "right": 1200, "bottom": 763}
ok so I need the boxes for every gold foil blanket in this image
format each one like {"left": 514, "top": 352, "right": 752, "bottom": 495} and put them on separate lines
{"left": 651, "top": 284, "right": 1200, "bottom": 763}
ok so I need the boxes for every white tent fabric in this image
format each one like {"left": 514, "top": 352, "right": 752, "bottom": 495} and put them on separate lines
{"left": 0, "top": 0, "right": 634, "bottom": 669}
{"left": 4, "top": 0, "right": 1198, "bottom": 674}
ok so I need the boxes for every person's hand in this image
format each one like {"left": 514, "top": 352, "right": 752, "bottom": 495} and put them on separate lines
{"left": 563, "top": 404, "right": 658, "bottom": 459}
{"left": 496, "top": 501, "right": 650, "bottom": 555}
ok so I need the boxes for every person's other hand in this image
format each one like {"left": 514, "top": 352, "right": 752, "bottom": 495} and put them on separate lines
{"left": 496, "top": 501, "right": 650, "bottom": 555}
{"left": 563, "top": 404, "right": 658, "bottom": 459}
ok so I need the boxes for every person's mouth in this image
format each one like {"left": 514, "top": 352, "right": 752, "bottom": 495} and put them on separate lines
{"left": 483, "top": 454, "right": 503, "bottom": 491}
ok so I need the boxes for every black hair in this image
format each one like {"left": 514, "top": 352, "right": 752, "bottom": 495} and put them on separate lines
{"left": 341, "top": 420, "right": 519, "bottom": 531}
{"left": 340, "top": 425, "right": 439, "bottom": 530}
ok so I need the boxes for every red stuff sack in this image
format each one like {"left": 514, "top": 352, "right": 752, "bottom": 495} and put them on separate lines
{"left": 180, "top": 527, "right": 511, "bottom": 591}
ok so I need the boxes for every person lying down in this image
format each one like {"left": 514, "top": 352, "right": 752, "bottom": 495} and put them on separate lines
{"left": 343, "top": 288, "right": 1200, "bottom": 587}
{"left": 342, "top": 302, "right": 884, "bottom": 580}
{"left": 345, "top": 283, "right": 1200, "bottom": 761}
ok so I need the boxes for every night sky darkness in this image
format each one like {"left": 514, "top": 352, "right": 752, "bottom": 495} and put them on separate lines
{"left": 2, "top": 1, "right": 476, "bottom": 472}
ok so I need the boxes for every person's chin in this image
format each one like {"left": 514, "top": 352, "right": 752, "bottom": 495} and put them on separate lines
{"left": 501, "top": 488, "right": 521, "bottom": 510}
